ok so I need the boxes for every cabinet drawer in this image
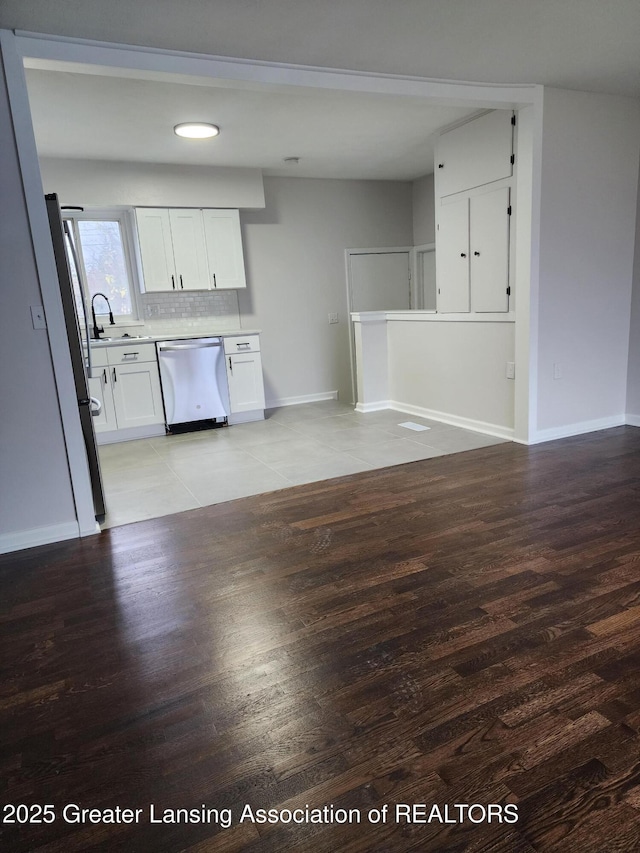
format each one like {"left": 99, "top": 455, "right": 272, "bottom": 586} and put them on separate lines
{"left": 89, "top": 346, "right": 110, "bottom": 367}
{"left": 223, "top": 335, "right": 260, "bottom": 355}
{"left": 107, "top": 342, "right": 157, "bottom": 365}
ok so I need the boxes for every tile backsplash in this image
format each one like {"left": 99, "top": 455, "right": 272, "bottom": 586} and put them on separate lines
{"left": 139, "top": 290, "right": 241, "bottom": 335}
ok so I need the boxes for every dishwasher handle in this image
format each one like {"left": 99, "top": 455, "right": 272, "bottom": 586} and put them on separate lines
{"left": 158, "top": 341, "right": 222, "bottom": 352}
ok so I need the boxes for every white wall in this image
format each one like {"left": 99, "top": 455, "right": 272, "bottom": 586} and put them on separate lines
{"left": 537, "top": 88, "right": 640, "bottom": 435}
{"left": 238, "top": 177, "right": 414, "bottom": 404}
{"left": 0, "top": 52, "right": 78, "bottom": 550}
{"left": 39, "top": 157, "right": 265, "bottom": 209}
{"left": 387, "top": 319, "right": 515, "bottom": 432}
{"left": 626, "top": 157, "right": 640, "bottom": 421}
{"left": 412, "top": 174, "right": 435, "bottom": 245}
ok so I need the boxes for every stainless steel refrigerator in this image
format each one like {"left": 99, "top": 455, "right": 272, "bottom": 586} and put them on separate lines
{"left": 45, "top": 193, "right": 106, "bottom": 519}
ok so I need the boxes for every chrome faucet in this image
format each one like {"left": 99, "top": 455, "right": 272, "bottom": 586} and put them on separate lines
{"left": 91, "top": 292, "right": 115, "bottom": 339}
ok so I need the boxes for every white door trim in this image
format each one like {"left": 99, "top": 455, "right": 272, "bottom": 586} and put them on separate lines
{"left": 0, "top": 29, "right": 97, "bottom": 538}
{"left": 345, "top": 247, "right": 413, "bottom": 405}
{"left": 411, "top": 242, "right": 436, "bottom": 310}
{"left": 14, "top": 30, "right": 539, "bottom": 108}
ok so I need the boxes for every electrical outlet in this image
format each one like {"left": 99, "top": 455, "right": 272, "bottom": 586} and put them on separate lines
{"left": 553, "top": 362, "right": 562, "bottom": 380}
{"left": 31, "top": 305, "right": 47, "bottom": 330}
{"left": 506, "top": 362, "right": 515, "bottom": 379}
{"left": 328, "top": 313, "right": 339, "bottom": 324}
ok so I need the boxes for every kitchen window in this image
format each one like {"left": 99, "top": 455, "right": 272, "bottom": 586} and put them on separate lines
{"left": 63, "top": 209, "right": 141, "bottom": 324}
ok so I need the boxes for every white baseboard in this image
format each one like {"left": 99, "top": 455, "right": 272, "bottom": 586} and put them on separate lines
{"left": 0, "top": 520, "right": 80, "bottom": 555}
{"left": 386, "top": 401, "right": 515, "bottom": 440}
{"left": 355, "top": 400, "right": 392, "bottom": 414}
{"left": 626, "top": 414, "right": 640, "bottom": 428}
{"left": 529, "top": 414, "right": 626, "bottom": 444}
{"left": 265, "top": 391, "right": 338, "bottom": 409}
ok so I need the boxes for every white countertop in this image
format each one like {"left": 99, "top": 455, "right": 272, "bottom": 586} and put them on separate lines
{"left": 89, "top": 329, "right": 261, "bottom": 348}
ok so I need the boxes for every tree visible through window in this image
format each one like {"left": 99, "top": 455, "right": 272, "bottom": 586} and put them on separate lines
{"left": 77, "top": 220, "right": 132, "bottom": 315}
{"left": 64, "top": 213, "right": 139, "bottom": 323}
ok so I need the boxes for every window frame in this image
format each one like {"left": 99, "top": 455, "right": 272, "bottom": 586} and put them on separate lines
{"left": 62, "top": 207, "right": 143, "bottom": 325}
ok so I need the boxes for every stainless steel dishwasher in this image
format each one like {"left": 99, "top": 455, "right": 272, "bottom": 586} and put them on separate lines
{"left": 156, "top": 337, "right": 230, "bottom": 429}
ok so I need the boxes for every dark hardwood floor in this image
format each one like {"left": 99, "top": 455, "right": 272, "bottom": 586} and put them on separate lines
{"left": 3, "top": 426, "right": 640, "bottom": 852}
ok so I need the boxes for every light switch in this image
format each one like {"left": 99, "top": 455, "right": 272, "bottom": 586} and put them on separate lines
{"left": 31, "top": 305, "right": 47, "bottom": 330}
{"left": 328, "top": 313, "right": 339, "bottom": 324}
{"left": 506, "top": 362, "right": 515, "bottom": 379}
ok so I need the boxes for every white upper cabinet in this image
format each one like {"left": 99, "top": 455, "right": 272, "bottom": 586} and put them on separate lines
{"left": 436, "top": 110, "right": 514, "bottom": 198}
{"left": 436, "top": 197, "right": 470, "bottom": 313}
{"left": 168, "top": 209, "right": 210, "bottom": 290}
{"left": 135, "top": 209, "right": 176, "bottom": 291}
{"left": 202, "top": 209, "right": 247, "bottom": 290}
{"left": 470, "top": 187, "right": 510, "bottom": 313}
{"left": 136, "top": 207, "right": 247, "bottom": 292}
{"left": 436, "top": 187, "right": 511, "bottom": 314}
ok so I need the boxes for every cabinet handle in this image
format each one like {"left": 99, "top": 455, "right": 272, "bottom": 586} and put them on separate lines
{"left": 228, "top": 356, "right": 232, "bottom": 373}
{"left": 236, "top": 342, "right": 251, "bottom": 350}
{"left": 123, "top": 352, "right": 139, "bottom": 359}
{"left": 171, "top": 275, "right": 175, "bottom": 290}
{"left": 102, "top": 368, "right": 107, "bottom": 383}
{"left": 180, "top": 274, "right": 184, "bottom": 289}
{"left": 460, "top": 252, "right": 467, "bottom": 258}
{"left": 438, "top": 163, "right": 444, "bottom": 169}
{"left": 474, "top": 251, "right": 481, "bottom": 256}
{"left": 213, "top": 273, "right": 217, "bottom": 288}
{"left": 112, "top": 367, "right": 117, "bottom": 383}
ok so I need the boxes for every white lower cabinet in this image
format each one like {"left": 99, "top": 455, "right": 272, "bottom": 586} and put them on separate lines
{"left": 90, "top": 345, "right": 165, "bottom": 443}
{"left": 110, "top": 361, "right": 164, "bottom": 430}
{"left": 88, "top": 370, "right": 117, "bottom": 432}
{"left": 224, "top": 335, "right": 266, "bottom": 422}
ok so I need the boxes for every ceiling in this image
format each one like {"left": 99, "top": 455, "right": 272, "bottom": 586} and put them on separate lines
{"left": 13, "top": 0, "right": 640, "bottom": 181}
{"left": 24, "top": 65, "right": 479, "bottom": 180}
{"left": 3, "top": 0, "right": 640, "bottom": 98}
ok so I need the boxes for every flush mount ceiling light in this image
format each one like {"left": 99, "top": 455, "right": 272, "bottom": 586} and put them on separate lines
{"left": 174, "top": 123, "right": 220, "bottom": 139}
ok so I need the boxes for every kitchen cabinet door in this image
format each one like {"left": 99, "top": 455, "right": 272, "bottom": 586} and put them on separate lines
{"left": 435, "top": 197, "right": 470, "bottom": 313}
{"left": 168, "top": 209, "right": 210, "bottom": 290}
{"left": 202, "top": 209, "right": 247, "bottom": 289}
{"left": 88, "top": 372, "right": 117, "bottom": 433}
{"left": 135, "top": 209, "right": 176, "bottom": 292}
{"left": 110, "top": 361, "right": 165, "bottom": 430}
{"left": 470, "top": 187, "right": 510, "bottom": 313}
{"left": 226, "top": 352, "right": 265, "bottom": 413}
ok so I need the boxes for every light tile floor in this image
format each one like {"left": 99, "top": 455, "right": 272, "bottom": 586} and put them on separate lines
{"left": 98, "top": 400, "right": 508, "bottom": 528}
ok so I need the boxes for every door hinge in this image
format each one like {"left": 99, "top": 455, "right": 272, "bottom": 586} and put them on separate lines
{"left": 510, "top": 154, "right": 515, "bottom": 165}
{"left": 506, "top": 286, "right": 511, "bottom": 296}
{"left": 511, "top": 115, "right": 516, "bottom": 126}
{"left": 507, "top": 205, "right": 512, "bottom": 216}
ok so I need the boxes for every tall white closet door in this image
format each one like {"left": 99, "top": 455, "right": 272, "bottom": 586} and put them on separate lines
{"left": 168, "top": 210, "right": 210, "bottom": 290}
{"left": 470, "top": 187, "right": 510, "bottom": 313}
{"left": 436, "top": 197, "right": 470, "bottom": 313}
